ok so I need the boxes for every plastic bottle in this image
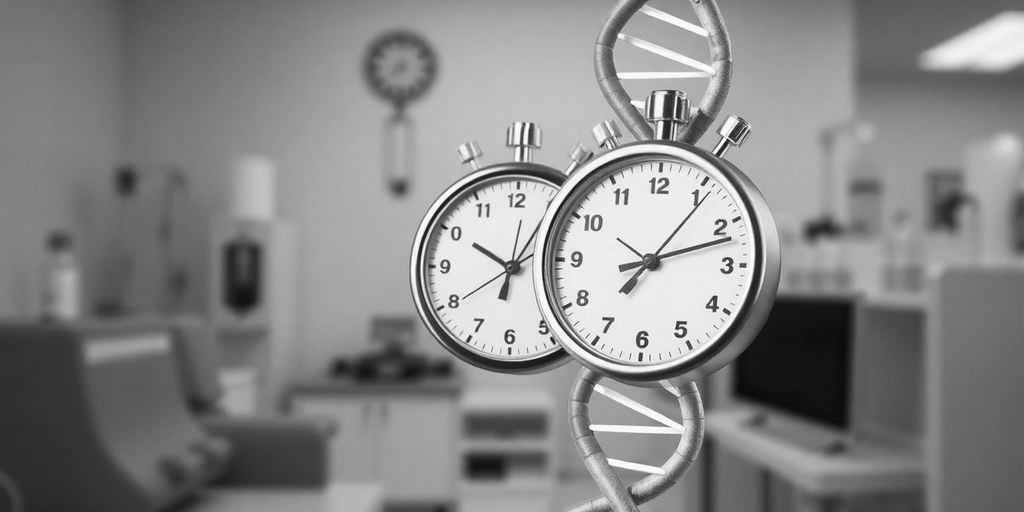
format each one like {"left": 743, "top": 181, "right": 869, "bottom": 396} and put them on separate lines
{"left": 41, "top": 231, "right": 81, "bottom": 322}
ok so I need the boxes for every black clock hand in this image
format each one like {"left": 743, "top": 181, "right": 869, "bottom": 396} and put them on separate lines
{"left": 618, "top": 192, "right": 710, "bottom": 295}
{"left": 619, "top": 237, "right": 733, "bottom": 272}
{"left": 462, "top": 270, "right": 507, "bottom": 301}
{"left": 616, "top": 237, "right": 643, "bottom": 258}
{"left": 510, "top": 219, "right": 523, "bottom": 260}
{"left": 654, "top": 191, "right": 710, "bottom": 256}
{"left": 619, "top": 265, "right": 646, "bottom": 295}
{"left": 472, "top": 243, "right": 506, "bottom": 267}
{"left": 515, "top": 221, "right": 543, "bottom": 262}
{"left": 497, "top": 254, "right": 533, "bottom": 301}
{"left": 497, "top": 273, "right": 512, "bottom": 301}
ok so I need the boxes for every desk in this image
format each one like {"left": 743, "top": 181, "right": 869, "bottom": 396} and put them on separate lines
{"left": 188, "top": 482, "right": 383, "bottom": 512}
{"left": 707, "top": 410, "right": 922, "bottom": 512}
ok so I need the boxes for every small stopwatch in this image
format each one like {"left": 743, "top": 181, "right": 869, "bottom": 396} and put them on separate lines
{"left": 411, "top": 123, "right": 594, "bottom": 374}
{"left": 534, "top": 90, "right": 781, "bottom": 385}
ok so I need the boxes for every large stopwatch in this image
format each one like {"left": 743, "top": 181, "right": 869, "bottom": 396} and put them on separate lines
{"left": 411, "top": 122, "right": 594, "bottom": 374}
{"left": 534, "top": 90, "right": 781, "bottom": 384}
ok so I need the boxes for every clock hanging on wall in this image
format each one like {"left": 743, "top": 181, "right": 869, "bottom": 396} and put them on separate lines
{"left": 363, "top": 29, "right": 439, "bottom": 197}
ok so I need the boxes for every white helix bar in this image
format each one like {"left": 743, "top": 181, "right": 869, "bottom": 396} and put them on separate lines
{"left": 595, "top": 0, "right": 733, "bottom": 144}
{"left": 564, "top": 368, "right": 704, "bottom": 512}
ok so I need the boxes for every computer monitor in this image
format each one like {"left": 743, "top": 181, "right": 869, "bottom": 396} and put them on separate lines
{"left": 733, "top": 295, "right": 856, "bottom": 430}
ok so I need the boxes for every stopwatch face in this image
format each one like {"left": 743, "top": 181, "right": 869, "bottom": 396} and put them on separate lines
{"left": 535, "top": 142, "right": 779, "bottom": 384}
{"left": 411, "top": 165, "right": 569, "bottom": 374}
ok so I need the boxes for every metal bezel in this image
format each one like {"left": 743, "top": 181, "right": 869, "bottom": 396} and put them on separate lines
{"left": 410, "top": 162, "right": 570, "bottom": 374}
{"left": 533, "top": 141, "right": 781, "bottom": 385}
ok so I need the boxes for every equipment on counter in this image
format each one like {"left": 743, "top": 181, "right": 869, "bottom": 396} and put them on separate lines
{"left": 40, "top": 230, "right": 82, "bottom": 322}
{"left": 411, "top": 122, "right": 588, "bottom": 375}
{"left": 364, "top": 29, "right": 438, "bottom": 197}
{"left": 97, "top": 165, "right": 191, "bottom": 317}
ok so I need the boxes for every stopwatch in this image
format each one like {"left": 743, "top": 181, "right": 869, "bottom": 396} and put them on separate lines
{"left": 411, "top": 123, "right": 594, "bottom": 374}
{"left": 534, "top": 90, "right": 781, "bottom": 385}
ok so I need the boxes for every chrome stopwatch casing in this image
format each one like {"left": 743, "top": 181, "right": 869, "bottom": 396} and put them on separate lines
{"left": 411, "top": 123, "right": 582, "bottom": 375}
{"left": 533, "top": 92, "right": 780, "bottom": 386}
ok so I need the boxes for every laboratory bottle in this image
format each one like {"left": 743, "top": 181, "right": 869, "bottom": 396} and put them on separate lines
{"left": 41, "top": 231, "right": 81, "bottom": 322}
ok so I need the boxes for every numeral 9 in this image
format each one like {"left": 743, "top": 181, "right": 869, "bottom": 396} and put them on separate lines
{"left": 570, "top": 251, "right": 583, "bottom": 268}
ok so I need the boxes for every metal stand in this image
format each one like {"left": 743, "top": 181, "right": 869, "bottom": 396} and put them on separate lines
{"left": 564, "top": 368, "right": 704, "bottom": 512}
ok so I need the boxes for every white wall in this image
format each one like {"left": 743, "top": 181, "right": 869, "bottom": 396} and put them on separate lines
{"left": 859, "top": 75, "right": 1024, "bottom": 222}
{"left": 122, "top": 0, "right": 855, "bottom": 379}
{"left": 0, "top": 0, "right": 122, "bottom": 317}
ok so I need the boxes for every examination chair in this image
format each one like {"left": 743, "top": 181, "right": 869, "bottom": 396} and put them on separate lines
{"left": 0, "top": 320, "right": 330, "bottom": 512}
{"left": 167, "top": 316, "right": 332, "bottom": 488}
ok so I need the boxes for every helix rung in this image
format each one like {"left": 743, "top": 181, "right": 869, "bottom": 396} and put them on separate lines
{"left": 608, "top": 458, "right": 667, "bottom": 475}
{"left": 618, "top": 33, "right": 716, "bottom": 75}
{"left": 593, "top": 383, "right": 686, "bottom": 431}
{"left": 618, "top": 71, "right": 711, "bottom": 80}
{"left": 639, "top": 5, "right": 709, "bottom": 37}
{"left": 590, "top": 424, "right": 685, "bottom": 435}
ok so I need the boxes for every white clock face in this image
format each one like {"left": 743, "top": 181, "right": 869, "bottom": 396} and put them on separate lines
{"left": 424, "top": 176, "right": 561, "bottom": 363}
{"left": 548, "top": 159, "right": 757, "bottom": 367}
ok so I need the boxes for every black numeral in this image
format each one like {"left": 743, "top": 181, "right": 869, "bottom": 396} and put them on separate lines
{"left": 576, "top": 289, "right": 590, "bottom": 307}
{"left": 692, "top": 190, "right": 700, "bottom": 206}
{"left": 602, "top": 317, "right": 615, "bottom": 334}
{"left": 613, "top": 188, "right": 630, "bottom": 205}
{"left": 451, "top": 227, "right": 462, "bottom": 241}
{"left": 721, "top": 257, "right": 734, "bottom": 274}
{"left": 504, "top": 329, "right": 516, "bottom": 344}
{"left": 714, "top": 219, "right": 727, "bottom": 236}
{"left": 439, "top": 259, "right": 451, "bottom": 274}
{"left": 473, "top": 318, "right": 484, "bottom": 332}
{"left": 507, "top": 193, "right": 525, "bottom": 208}
{"left": 571, "top": 251, "right": 584, "bottom": 268}
{"left": 538, "top": 320, "right": 549, "bottom": 335}
{"left": 449, "top": 294, "right": 460, "bottom": 308}
{"left": 476, "top": 203, "right": 491, "bottom": 218}
{"left": 583, "top": 214, "right": 604, "bottom": 232}
{"left": 636, "top": 330, "right": 650, "bottom": 349}
{"left": 649, "top": 177, "right": 669, "bottom": 194}
{"left": 674, "top": 321, "right": 689, "bottom": 338}
{"left": 706, "top": 295, "right": 719, "bottom": 312}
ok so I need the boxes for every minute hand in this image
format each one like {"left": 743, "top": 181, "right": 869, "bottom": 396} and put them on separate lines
{"left": 618, "top": 236, "right": 733, "bottom": 272}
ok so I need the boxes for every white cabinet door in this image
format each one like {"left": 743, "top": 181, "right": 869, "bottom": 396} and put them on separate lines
{"left": 291, "top": 396, "right": 376, "bottom": 480}
{"left": 378, "top": 396, "right": 456, "bottom": 502}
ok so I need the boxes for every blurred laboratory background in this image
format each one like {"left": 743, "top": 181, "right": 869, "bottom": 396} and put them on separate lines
{"left": 0, "top": 0, "right": 1022, "bottom": 511}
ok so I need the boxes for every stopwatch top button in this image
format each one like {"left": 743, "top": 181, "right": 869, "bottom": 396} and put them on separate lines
{"left": 719, "top": 116, "right": 752, "bottom": 146}
{"left": 506, "top": 122, "right": 542, "bottom": 149}
{"left": 592, "top": 120, "right": 622, "bottom": 149}
{"left": 565, "top": 143, "right": 594, "bottom": 175}
{"left": 457, "top": 141, "right": 484, "bottom": 170}
{"left": 645, "top": 90, "right": 691, "bottom": 125}
{"left": 712, "top": 116, "right": 752, "bottom": 158}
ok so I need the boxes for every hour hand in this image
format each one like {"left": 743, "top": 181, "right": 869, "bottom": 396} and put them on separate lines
{"left": 472, "top": 243, "right": 506, "bottom": 266}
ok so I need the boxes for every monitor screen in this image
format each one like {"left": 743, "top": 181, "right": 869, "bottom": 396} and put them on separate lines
{"left": 733, "top": 296, "right": 855, "bottom": 429}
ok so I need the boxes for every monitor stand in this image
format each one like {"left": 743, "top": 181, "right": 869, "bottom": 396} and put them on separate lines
{"left": 743, "top": 412, "right": 850, "bottom": 456}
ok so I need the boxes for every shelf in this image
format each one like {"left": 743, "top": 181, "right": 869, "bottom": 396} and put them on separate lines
{"left": 461, "top": 438, "right": 553, "bottom": 454}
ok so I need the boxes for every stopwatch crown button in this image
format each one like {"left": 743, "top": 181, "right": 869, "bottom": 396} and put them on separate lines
{"left": 457, "top": 141, "right": 484, "bottom": 170}
{"left": 592, "top": 120, "right": 622, "bottom": 150}
{"left": 645, "top": 90, "right": 690, "bottom": 124}
{"left": 713, "top": 116, "right": 752, "bottom": 158}
{"left": 565, "top": 143, "right": 594, "bottom": 175}
{"left": 507, "top": 122, "right": 542, "bottom": 163}
{"left": 646, "top": 90, "right": 690, "bottom": 140}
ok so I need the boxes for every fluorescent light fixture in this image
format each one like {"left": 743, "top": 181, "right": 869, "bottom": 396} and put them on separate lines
{"left": 919, "top": 11, "right": 1024, "bottom": 73}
